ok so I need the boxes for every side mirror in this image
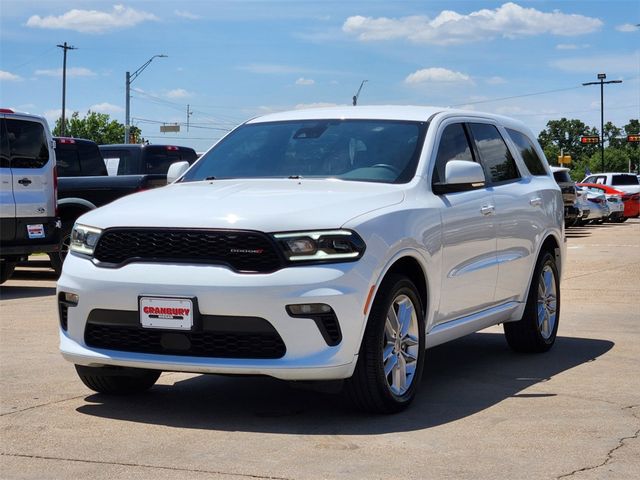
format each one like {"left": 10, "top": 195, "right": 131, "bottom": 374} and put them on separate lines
{"left": 432, "top": 160, "right": 486, "bottom": 195}
{"left": 166, "top": 161, "right": 190, "bottom": 184}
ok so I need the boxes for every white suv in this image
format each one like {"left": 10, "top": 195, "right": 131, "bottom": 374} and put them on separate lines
{"left": 58, "top": 106, "right": 564, "bottom": 413}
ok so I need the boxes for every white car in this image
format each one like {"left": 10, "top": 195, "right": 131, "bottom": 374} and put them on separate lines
{"left": 58, "top": 106, "right": 564, "bottom": 413}
{"left": 582, "top": 172, "right": 640, "bottom": 195}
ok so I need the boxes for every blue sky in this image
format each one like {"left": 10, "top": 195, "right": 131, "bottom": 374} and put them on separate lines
{"left": 1, "top": 1, "right": 638, "bottom": 151}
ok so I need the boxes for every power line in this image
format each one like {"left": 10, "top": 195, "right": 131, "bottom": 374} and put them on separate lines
{"left": 450, "top": 85, "right": 584, "bottom": 107}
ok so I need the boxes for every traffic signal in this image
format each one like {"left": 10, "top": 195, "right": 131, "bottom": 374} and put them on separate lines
{"left": 627, "top": 134, "right": 640, "bottom": 143}
{"left": 580, "top": 136, "right": 600, "bottom": 144}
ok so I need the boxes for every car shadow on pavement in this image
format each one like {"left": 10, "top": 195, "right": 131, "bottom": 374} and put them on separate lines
{"left": 76, "top": 333, "right": 613, "bottom": 434}
{"left": 0, "top": 283, "right": 56, "bottom": 299}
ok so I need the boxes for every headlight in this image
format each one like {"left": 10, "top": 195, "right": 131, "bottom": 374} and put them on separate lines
{"left": 70, "top": 224, "right": 102, "bottom": 256}
{"left": 273, "top": 230, "right": 365, "bottom": 263}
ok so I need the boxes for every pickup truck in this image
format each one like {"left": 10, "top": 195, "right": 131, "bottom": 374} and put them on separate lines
{"left": 50, "top": 137, "right": 167, "bottom": 274}
{"left": 99, "top": 144, "right": 197, "bottom": 176}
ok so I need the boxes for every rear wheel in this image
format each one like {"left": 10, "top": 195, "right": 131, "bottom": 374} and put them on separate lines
{"left": 49, "top": 221, "right": 72, "bottom": 277}
{"left": 75, "top": 365, "right": 161, "bottom": 394}
{"left": 504, "top": 251, "right": 560, "bottom": 353}
{"left": 345, "top": 274, "right": 425, "bottom": 413}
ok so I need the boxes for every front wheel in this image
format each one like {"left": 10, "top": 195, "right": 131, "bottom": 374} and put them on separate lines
{"left": 0, "top": 261, "right": 16, "bottom": 284}
{"left": 504, "top": 251, "right": 560, "bottom": 353}
{"left": 75, "top": 365, "right": 161, "bottom": 394}
{"left": 345, "top": 274, "right": 425, "bottom": 413}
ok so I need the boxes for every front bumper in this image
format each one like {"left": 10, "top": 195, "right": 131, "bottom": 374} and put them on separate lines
{"left": 58, "top": 254, "right": 371, "bottom": 380}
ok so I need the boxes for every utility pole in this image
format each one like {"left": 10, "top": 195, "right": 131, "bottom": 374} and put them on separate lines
{"left": 352, "top": 80, "right": 368, "bottom": 106}
{"left": 186, "top": 104, "right": 192, "bottom": 132}
{"left": 582, "top": 73, "right": 622, "bottom": 173}
{"left": 125, "top": 54, "right": 167, "bottom": 143}
{"left": 56, "top": 42, "right": 77, "bottom": 136}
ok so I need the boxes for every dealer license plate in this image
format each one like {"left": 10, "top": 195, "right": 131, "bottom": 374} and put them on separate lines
{"left": 140, "top": 297, "right": 193, "bottom": 330}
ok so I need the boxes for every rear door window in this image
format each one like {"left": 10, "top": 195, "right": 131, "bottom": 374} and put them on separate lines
{"left": 612, "top": 174, "right": 639, "bottom": 186}
{"left": 0, "top": 119, "right": 9, "bottom": 168}
{"left": 432, "top": 123, "right": 475, "bottom": 184}
{"left": 101, "top": 149, "right": 133, "bottom": 175}
{"left": 468, "top": 123, "right": 520, "bottom": 184}
{"left": 505, "top": 128, "right": 547, "bottom": 176}
{"left": 5, "top": 119, "right": 49, "bottom": 168}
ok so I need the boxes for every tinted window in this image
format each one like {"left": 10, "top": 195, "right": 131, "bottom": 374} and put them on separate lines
{"left": 5, "top": 119, "right": 49, "bottom": 168}
{"left": 0, "top": 119, "right": 9, "bottom": 168}
{"left": 612, "top": 174, "right": 639, "bottom": 186}
{"left": 144, "top": 149, "right": 185, "bottom": 175}
{"left": 101, "top": 149, "right": 134, "bottom": 175}
{"left": 183, "top": 120, "right": 426, "bottom": 184}
{"left": 553, "top": 171, "right": 572, "bottom": 183}
{"left": 432, "top": 123, "right": 474, "bottom": 184}
{"left": 469, "top": 123, "right": 519, "bottom": 183}
{"left": 55, "top": 145, "right": 81, "bottom": 176}
{"left": 506, "top": 128, "right": 547, "bottom": 176}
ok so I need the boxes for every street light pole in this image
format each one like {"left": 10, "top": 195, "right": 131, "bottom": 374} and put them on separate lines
{"left": 56, "top": 42, "right": 77, "bottom": 136}
{"left": 582, "top": 73, "right": 622, "bottom": 173}
{"left": 125, "top": 54, "right": 167, "bottom": 143}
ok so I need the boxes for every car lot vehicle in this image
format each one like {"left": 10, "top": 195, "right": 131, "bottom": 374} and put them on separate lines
{"left": 99, "top": 144, "right": 197, "bottom": 177}
{"left": 58, "top": 106, "right": 564, "bottom": 413}
{"left": 573, "top": 187, "right": 590, "bottom": 225}
{"left": 49, "top": 137, "right": 169, "bottom": 274}
{"left": 550, "top": 166, "right": 579, "bottom": 227}
{"left": 580, "top": 188, "right": 609, "bottom": 224}
{"left": 582, "top": 172, "right": 640, "bottom": 195}
{"left": 1, "top": 109, "right": 59, "bottom": 283}
{"left": 577, "top": 182, "right": 639, "bottom": 220}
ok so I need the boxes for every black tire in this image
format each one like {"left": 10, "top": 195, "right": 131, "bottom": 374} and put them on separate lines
{"left": 504, "top": 251, "right": 560, "bottom": 353}
{"left": 345, "top": 274, "right": 425, "bottom": 414}
{"left": 0, "top": 261, "right": 16, "bottom": 284}
{"left": 75, "top": 365, "right": 161, "bottom": 394}
{"left": 49, "top": 222, "right": 73, "bottom": 277}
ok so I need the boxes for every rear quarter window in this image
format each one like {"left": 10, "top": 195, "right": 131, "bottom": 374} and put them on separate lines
{"left": 5, "top": 119, "right": 49, "bottom": 168}
{"left": 612, "top": 175, "right": 639, "bottom": 186}
{"left": 505, "top": 128, "right": 547, "bottom": 176}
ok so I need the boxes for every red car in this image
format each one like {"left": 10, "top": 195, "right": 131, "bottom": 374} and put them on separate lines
{"left": 577, "top": 183, "right": 640, "bottom": 219}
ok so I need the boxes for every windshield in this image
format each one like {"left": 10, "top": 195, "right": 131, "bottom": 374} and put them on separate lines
{"left": 182, "top": 119, "right": 427, "bottom": 184}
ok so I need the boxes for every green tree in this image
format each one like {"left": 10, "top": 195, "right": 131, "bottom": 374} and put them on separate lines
{"left": 53, "top": 111, "right": 142, "bottom": 145}
{"left": 537, "top": 118, "right": 598, "bottom": 167}
{"left": 622, "top": 119, "right": 639, "bottom": 173}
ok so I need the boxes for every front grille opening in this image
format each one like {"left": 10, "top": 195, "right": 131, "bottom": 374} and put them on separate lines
{"left": 84, "top": 309, "right": 286, "bottom": 359}
{"left": 93, "top": 228, "right": 283, "bottom": 273}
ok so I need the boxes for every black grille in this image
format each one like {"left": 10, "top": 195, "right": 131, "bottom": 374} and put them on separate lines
{"left": 84, "top": 310, "right": 286, "bottom": 359}
{"left": 93, "top": 228, "right": 283, "bottom": 273}
{"left": 315, "top": 313, "right": 342, "bottom": 346}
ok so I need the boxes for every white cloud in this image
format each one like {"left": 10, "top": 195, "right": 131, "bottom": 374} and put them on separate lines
{"left": 165, "top": 88, "right": 192, "bottom": 99}
{"left": 26, "top": 5, "right": 158, "bottom": 34}
{"left": 343, "top": 2, "right": 603, "bottom": 46}
{"left": 89, "top": 102, "right": 123, "bottom": 114}
{"left": 35, "top": 67, "right": 96, "bottom": 78}
{"left": 295, "top": 77, "right": 315, "bottom": 86}
{"left": 485, "top": 76, "right": 506, "bottom": 85}
{"left": 43, "top": 109, "right": 62, "bottom": 125}
{"left": 405, "top": 67, "right": 471, "bottom": 84}
{"left": 550, "top": 51, "right": 640, "bottom": 74}
{"left": 615, "top": 23, "right": 638, "bottom": 33}
{"left": 0, "top": 70, "right": 22, "bottom": 81}
{"left": 555, "top": 43, "right": 590, "bottom": 50}
{"left": 174, "top": 10, "right": 201, "bottom": 20}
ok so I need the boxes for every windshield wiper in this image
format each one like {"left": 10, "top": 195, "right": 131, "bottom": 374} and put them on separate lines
{"left": 288, "top": 175, "right": 303, "bottom": 179}
{"left": 204, "top": 176, "right": 216, "bottom": 180}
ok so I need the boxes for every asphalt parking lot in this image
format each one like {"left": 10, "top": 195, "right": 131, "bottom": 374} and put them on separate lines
{"left": 1, "top": 220, "right": 639, "bottom": 480}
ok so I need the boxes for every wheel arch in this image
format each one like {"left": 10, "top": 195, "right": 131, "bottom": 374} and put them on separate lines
{"left": 57, "top": 198, "right": 96, "bottom": 223}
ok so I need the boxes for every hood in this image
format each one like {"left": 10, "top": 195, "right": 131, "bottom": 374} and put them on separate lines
{"left": 78, "top": 178, "right": 405, "bottom": 232}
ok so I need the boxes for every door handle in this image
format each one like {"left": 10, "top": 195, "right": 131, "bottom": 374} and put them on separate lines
{"left": 530, "top": 197, "right": 542, "bottom": 207}
{"left": 480, "top": 205, "right": 495, "bottom": 215}
{"left": 18, "top": 178, "right": 32, "bottom": 186}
